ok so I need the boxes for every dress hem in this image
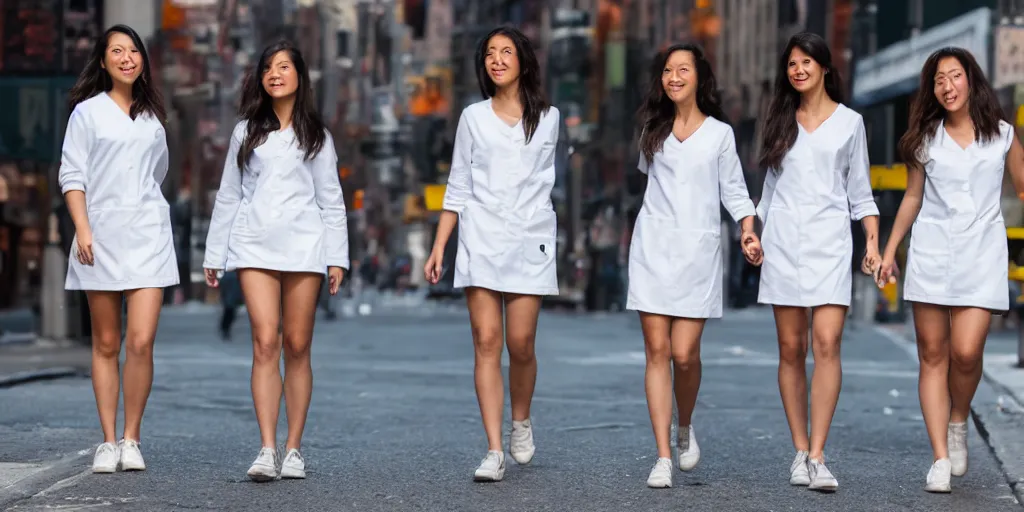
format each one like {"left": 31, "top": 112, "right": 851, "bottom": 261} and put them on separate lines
{"left": 757, "top": 296, "right": 851, "bottom": 308}
{"left": 625, "top": 300, "right": 720, "bottom": 319}
{"left": 453, "top": 280, "right": 559, "bottom": 296}
{"left": 65, "top": 276, "right": 180, "bottom": 291}
{"left": 903, "top": 294, "right": 1008, "bottom": 312}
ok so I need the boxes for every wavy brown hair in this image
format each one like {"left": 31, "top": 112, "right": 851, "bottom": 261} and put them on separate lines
{"left": 758, "top": 32, "right": 844, "bottom": 172}
{"left": 635, "top": 43, "right": 726, "bottom": 164}
{"left": 67, "top": 25, "right": 166, "bottom": 121}
{"left": 475, "top": 26, "right": 551, "bottom": 143}
{"left": 897, "top": 47, "right": 1004, "bottom": 167}
{"left": 237, "top": 40, "right": 326, "bottom": 171}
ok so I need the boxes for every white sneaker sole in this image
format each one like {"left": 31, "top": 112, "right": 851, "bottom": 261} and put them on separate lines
{"left": 510, "top": 447, "right": 534, "bottom": 465}
{"left": 473, "top": 467, "right": 505, "bottom": 482}
{"left": 120, "top": 460, "right": 146, "bottom": 471}
{"left": 247, "top": 465, "right": 278, "bottom": 482}
{"left": 925, "top": 483, "right": 951, "bottom": 493}
{"left": 647, "top": 477, "right": 672, "bottom": 488}
{"left": 808, "top": 481, "right": 838, "bottom": 492}
{"left": 280, "top": 467, "right": 306, "bottom": 479}
{"left": 92, "top": 464, "right": 117, "bottom": 474}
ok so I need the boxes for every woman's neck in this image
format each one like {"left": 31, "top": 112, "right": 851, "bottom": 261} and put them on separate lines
{"left": 799, "top": 86, "right": 832, "bottom": 115}
{"left": 945, "top": 105, "right": 972, "bottom": 129}
{"left": 674, "top": 100, "right": 703, "bottom": 124}
{"left": 493, "top": 83, "right": 520, "bottom": 108}
{"left": 108, "top": 81, "right": 133, "bottom": 107}
{"left": 273, "top": 96, "right": 296, "bottom": 130}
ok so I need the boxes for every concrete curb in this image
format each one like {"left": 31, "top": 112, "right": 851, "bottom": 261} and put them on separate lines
{"left": 0, "top": 367, "right": 84, "bottom": 389}
{"left": 874, "top": 324, "right": 1024, "bottom": 506}
{"left": 0, "top": 449, "right": 91, "bottom": 509}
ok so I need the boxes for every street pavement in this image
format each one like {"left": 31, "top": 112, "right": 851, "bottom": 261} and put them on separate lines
{"left": 0, "top": 306, "right": 1021, "bottom": 511}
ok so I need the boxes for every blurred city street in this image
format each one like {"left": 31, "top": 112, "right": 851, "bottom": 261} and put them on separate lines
{"left": 1, "top": 306, "right": 1023, "bottom": 511}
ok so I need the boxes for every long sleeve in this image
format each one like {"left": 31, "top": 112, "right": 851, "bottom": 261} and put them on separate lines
{"left": 718, "top": 128, "right": 756, "bottom": 223}
{"left": 755, "top": 168, "right": 777, "bottom": 223}
{"left": 847, "top": 119, "right": 880, "bottom": 221}
{"left": 312, "top": 134, "right": 350, "bottom": 270}
{"left": 202, "top": 123, "right": 245, "bottom": 269}
{"left": 58, "top": 108, "right": 93, "bottom": 194}
{"left": 442, "top": 110, "right": 473, "bottom": 213}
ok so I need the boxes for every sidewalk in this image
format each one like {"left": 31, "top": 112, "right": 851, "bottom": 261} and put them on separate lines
{"left": 879, "top": 319, "right": 1024, "bottom": 501}
{"left": 0, "top": 339, "right": 91, "bottom": 388}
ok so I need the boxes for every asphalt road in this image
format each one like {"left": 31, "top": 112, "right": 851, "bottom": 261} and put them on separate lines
{"left": 0, "top": 306, "right": 1020, "bottom": 511}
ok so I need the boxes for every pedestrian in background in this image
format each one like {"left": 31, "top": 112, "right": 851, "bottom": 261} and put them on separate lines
{"left": 203, "top": 40, "right": 349, "bottom": 482}
{"left": 59, "top": 24, "right": 178, "bottom": 474}
{"left": 877, "top": 47, "right": 1024, "bottom": 493}
{"left": 628, "top": 42, "right": 762, "bottom": 488}
{"left": 756, "top": 32, "right": 881, "bottom": 492}
{"left": 424, "top": 25, "right": 559, "bottom": 482}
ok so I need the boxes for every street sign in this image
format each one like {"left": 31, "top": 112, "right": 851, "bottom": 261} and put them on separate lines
{"left": 0, "top": 76, "right": 77, "bottom": 162}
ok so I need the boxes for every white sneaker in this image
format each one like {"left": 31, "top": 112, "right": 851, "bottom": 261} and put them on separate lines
{"left": 510, "top": 419, "right": 535, "bottom": 464}
{"left": 118, "top": 439, "right": 146, "bottom": 471}
{"left": 807, "top": 458, "right": 838, "bottom": 492}
{"left": 280, "top": 449, "right": 306, "bottom": 479}
{"left": 646, "top": 457, "right": 673, "bottom": 488}
{"left": 789, "top": 450, "right": 810, "bottom": 486}
{"left": 92, "top": 442, "right": 119, "bottom": 473}
{"left": 246, "top": 447, "right": 279, "bottom": 482}
{"left": 473, "top": 450, "right": 505, "bottom": 482}
{"left": 948, "top": 422, "right": 968, "bottom": 477}
{"left": 676, "top": 425, "right": 700, "bottom": 471}
{"left": 925, "top": 458, "right": 952, "bottom": 493}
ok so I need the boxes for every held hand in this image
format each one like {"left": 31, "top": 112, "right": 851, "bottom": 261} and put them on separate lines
{"left": 862, "top": 246, "right": 882, "bottom": 280}
{"left": 204, "top": 268, "right": 220, "bottom": 288}
{"left": 424, "top": 250, "right": 443, "bottom": 285}
{"left": 328, "top": 266, "right": 345, "bottom": 295}
{"left": 740, "top": 231, "right": 764, "bottom": 267}
{"left": 876, "top": 256, "right": 899, "bottom": 289}
{"left": 75, "top": 230, "right": 94, "bottom": 266}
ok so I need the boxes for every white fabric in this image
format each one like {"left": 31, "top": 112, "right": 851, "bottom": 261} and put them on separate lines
{"left": 442, "top": 99, "right": 560, "bottom": 295}
{"left": 59, "top": 93, "right": 179, "bottom": 291}
{"left": 756, "top": 104, "right": 879, "bottom": 307}
{"left": 903, "top": 120, "right": 1014, "bottom": 311}
{"left": 203, "top": 121, "right": 350, "bottom": 274}
{"left": 626, "top": 117, "right": 756, "bottom": 318}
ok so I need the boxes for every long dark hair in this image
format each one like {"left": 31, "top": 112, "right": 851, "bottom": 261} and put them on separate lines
{"left": 237, "top": 40, "right": 326, "bottom": 171}
{"left": 635, "top": 43, "right": 726, "bottom": 163}
{"left": 898, "top": 47, "right": 1004, "bottom": 167}
{"left": 475, "top": 26, "right": 550, "bottom": 143}
{"left": 758, "top": 32, "right": 844, "bottom": 171}
{"left": 67, "top": 24, "right": 166, "bottom": 121}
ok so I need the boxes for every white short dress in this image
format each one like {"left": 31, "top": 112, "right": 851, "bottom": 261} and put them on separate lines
{"left": 203, "top": 121, "right": 350, "bottom": 274}
{"left": 441, "top": 99, "right": 560, "bottom": 296}
{"left": 58, "top": 93, "right": 179, "bottom": 291}
{"left": 903, "top": 120, "right": 1015, "bottom": 312}
{"left": 626, "top": 117, "right": 756, "bottom": 318}
{"left": 756, "top": 104, "right": 880, "bottom": 308}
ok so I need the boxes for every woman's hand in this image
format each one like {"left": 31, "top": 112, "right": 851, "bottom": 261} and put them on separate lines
{"left": 876, "top": 255, "right": 899, "bottom": 289}
{"left": 204, "top": 268, "right": 220, "bottom": 288}
{"left": 328, "top": 266, "right": 345, "bottom": 295}
{"left": 740, "top": 230, "right": 763, "bottom": 266}
{"left": 862, "top": 245, "right": 882, "bottom": 280}
{"left": 424, "top": 250, "right": 444, "bottom": 284}
{"left": 75, "top": 229, "right": 94, "bottom": 266}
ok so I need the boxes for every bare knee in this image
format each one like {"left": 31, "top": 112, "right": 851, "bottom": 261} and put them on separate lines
{"left": 506, "top": 333, "right": 536, "bottom": 366}
{"left": 472, "top": 327, "right": 503, "bottom": 362}
{"left": 778, "top": 336, "right": 807, "bottom": 366}
{"left": 124, "top": 330, "right": 153, "bottom": 360}
{"left": 645, "top": 338, "right": 671, "bottom": 366}
{"left": 811, "top": 331, "right": 841, "bottom": 362}
{"left": 950, "top": 344, "right": 983, "bottom": 374}
{"left": 92, "top": 332, "right": 121, "bottom": 359}
{"left": 252, "top": 328, "right": 282, "bottom": 365}
{"left": 282, "top": 332, "right": 311, "bottom": 361}
{"left": 672, "top": 349, "right": 700, "bottom": 373}
{"left": 917, "top": 338, "right": 949, "bottom": 369}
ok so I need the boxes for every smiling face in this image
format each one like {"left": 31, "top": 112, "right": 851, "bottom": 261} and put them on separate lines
{"left": 933, "top": 56, "right": 969, "bottom": 114}
{"left": 484, "top": 34, "right": 520, "bottom": 89}
{"left": 661, "top": 50, "right": 698, "bottom": 105}
{"left": 101, "top": 32, "right": 142, "bottom": 87}
{"left": 261, "top": 50, "right": 299, "bottom": 99}
{"left": 786, "top": 46, "right": 825, "bottom": 95}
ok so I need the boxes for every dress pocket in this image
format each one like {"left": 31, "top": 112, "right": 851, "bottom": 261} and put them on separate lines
{"left": 907, "top": 219, "right": 950, "bottom": 298}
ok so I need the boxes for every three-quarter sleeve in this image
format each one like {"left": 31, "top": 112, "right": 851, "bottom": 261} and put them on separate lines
{"left": 58, "top": 107, "right": 93, "bottom": 194}
{"left": 442, "top": 111, "right": 473, "bottom": 213}
{"left": 847, "top": 119, "right": 880, "bottom": 221}
{"left": 718, "top": 128, "right": 756, "bottom": 223}
{"left": 311, "top": 134, "right": 350, "bottom": 270}
{"left": 202, "top": 122, "right": 246, "bottom": 270}
{"left": 755, "top": 168, "right": 777, "bottom": 223}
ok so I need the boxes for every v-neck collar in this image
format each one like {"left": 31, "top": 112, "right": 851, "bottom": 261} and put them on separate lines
{"left": 797, "top": 103, "right": 843, "bottom": 135}
{"left": 939, "top": 120, "right": 975, "bottom": 152}
{"left": 487, "top": 99, "right": 522, "bottom": 130}
{"left": 670, "top": 116, "right": 709, "bottom": 145}
{"left": 102, "top": 92, "right": 136, "bottom": 122}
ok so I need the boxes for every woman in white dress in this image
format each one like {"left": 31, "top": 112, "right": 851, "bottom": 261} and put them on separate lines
{"left": 628, "top": 43, "right": 763, "bottom": 489}
{"left": 877, "top": 47, "right": 1024, "bottom": 493}
{"left": 424, "top": 26, "right": 559, "bottom": 482}
{"left": 203, "top": 40, "right": 349, "bottom": 482}
{"left": 59, "top": 24, "right": 178, "bottom": 474}
{"left": 756, "top": 32, "right": 881, "bottom": 492}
